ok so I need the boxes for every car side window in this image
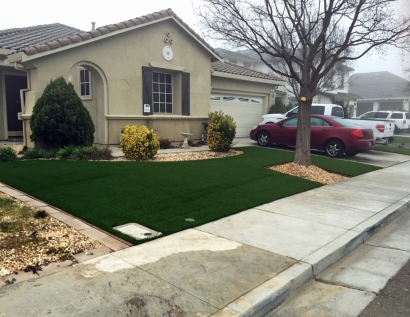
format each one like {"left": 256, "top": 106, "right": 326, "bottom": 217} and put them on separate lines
{"left": 362, "top": 112, "right": 375, "bottom": 119}
{"left": 406, "top": 113, "right": 410, "bottom": 120}
{"left": 311, "top": 106, "right": 325, "bottom": 115}
{"left": 282, "top": 117, "right": 298, "bottom": 126}
{"left": 375, "top": 112, "right": 389, "bottom": 119}
{"left": 311, "top": 118, "right": 331, "bottom": 126}
{"left": 287, "top": 107, "right": 298, "bottom": 117}
{"left": 391, "top": 113, "right": 402, "bottom": 119}
{"left": 331, "top": 107, "right": 344, "bottom": 117}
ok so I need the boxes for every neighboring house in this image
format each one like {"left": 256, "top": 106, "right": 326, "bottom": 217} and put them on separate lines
{"left": 215, "top": 48, "right": 359, "bottom": 109}
{"left": 349, "top": 71, "right": 410, "bottom": 117}
{"left": 0, "top": 10, "right": 286, "bottom": 146}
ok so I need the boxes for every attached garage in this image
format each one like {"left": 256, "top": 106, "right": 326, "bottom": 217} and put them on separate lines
{"left": 211, "top": 61, "right": 286, "bottom": 137}
{"left": 210, "top": 94, "right": 263, "bottom": 137}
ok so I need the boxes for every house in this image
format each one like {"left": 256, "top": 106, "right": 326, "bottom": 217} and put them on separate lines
{"left": 0, "top": 9, "right": 286, "bottom": 146}
{"left": 349, "top": 71, "right": 410, "bottom": 116}
{"left": 215, "top": 48, "right": 359, "bottom": 109}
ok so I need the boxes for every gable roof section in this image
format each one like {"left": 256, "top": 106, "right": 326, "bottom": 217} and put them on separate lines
{"left": 212, "top": 61, "right": 286, "bottom": 85}
{"left": 5, "top": 9, "right": 221, "bottom": 61}
{"left": 0, "top": 24, "right": 84, "bottom": 51}
{"left": 350, "top": 71, "right": 410, "bottom": 99}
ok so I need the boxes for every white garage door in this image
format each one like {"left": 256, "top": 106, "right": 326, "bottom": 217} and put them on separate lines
{"left": 210, "top": 94, "right": 263, "bottom": 137}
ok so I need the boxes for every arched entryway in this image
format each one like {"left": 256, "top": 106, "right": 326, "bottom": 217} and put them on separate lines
{"left": 67, "top": 62, "right": 108, "bottom": 144}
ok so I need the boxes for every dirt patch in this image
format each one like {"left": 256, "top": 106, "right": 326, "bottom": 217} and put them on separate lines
{"left": 268, "top": 162, "right": 349, "bottom": 184}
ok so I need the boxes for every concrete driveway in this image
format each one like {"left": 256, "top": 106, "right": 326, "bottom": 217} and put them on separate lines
{"left": 341, "top": 150, "right": 410, "bottom": 167}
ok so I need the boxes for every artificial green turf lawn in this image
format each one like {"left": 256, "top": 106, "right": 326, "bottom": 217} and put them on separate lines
{"left": 0, "top": 147, "right": 380, "bottom": 244}
{"left": 374, "top": 146, "right": 410, "bottom": 156}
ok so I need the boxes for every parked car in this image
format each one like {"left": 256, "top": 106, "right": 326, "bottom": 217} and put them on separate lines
{"left": 345, "top": 117, "right": 394, "bottom": 144}
{"left": 250, "top": 115, "right": 374, "bottom": 158}
{"left": 355, "top": 111, "right": 409, "bottom": 133}
{"left": 260, "top": 104, "right": 344, "bottom": 124}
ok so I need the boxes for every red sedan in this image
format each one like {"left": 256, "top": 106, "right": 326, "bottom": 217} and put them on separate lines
{"left": 250, "top": 115, "right": 374, "bottom": 158}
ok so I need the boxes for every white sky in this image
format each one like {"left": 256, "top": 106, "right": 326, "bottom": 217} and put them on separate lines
{"left": 1, "top": 0, "right": 409, "bottom": 79}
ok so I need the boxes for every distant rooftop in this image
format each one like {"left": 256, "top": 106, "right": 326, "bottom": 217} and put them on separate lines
{"left": 350, "top": 71, "right": 410, "bottom": 99}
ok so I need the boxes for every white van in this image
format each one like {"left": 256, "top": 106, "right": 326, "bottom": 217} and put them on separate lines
{"left": 260, "top": 104, "right": 344, "bottom": 124}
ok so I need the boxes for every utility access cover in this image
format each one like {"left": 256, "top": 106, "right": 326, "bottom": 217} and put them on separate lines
{"left": 114, "top": 223, "right": 161, "bottom": 240}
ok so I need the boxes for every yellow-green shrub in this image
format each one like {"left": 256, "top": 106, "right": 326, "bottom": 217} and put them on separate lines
{"left": 207, "top": 111, "right": 236, "bottom": 152}
{"left": 120, "top": 125, "right": 160, "bottom": 160}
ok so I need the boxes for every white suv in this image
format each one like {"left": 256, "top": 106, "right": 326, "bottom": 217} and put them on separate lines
{"left": 260, "top": 104, "right": 344, "bottom": 125}
{"left": 356, "top": 111, "right": 409, "bottom": 133}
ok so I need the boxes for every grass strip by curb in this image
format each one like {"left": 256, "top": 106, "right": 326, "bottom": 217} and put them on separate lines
{"left": 373, "top": 146, "right": 410, "bottom": 156}
{"left": 0, "top": 147, "right": 380, "bottom": 244}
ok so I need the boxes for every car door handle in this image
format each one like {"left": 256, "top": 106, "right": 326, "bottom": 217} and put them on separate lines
{"left": 322, "top": 129, "right": 329, "bottom": 132}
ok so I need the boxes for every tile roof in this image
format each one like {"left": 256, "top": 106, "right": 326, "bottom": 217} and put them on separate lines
{"left": 0, "top": 24, "right": 84, "bottom": 51}
{"left": 211, "top": 61, "right": 286, "bottom": 82}
{"left": 2, "top": 9, "right": 220, "bottom": 59}
{"left": 350, "top": 71, "right": 410, "bottom": 99}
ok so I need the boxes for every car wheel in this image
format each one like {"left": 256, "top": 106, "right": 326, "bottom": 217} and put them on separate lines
{"left": 325, "top": 139, "right": 344, "bottom": 158}
{"left": 345, "top": 152, "right": 358, "bottom": 156}
{"left": 394, "top": 125, "right": 401, "bottom": 134}
{"left": 257, "top": 131, "right": 271, "bottom": 147}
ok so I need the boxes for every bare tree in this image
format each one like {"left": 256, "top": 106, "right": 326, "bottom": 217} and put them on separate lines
{"left": 197, "top": 0, "right": 410, "bottom": 166}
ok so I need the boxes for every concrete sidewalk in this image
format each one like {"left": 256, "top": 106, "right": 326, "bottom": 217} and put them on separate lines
{"left": 0, "top": 161, "right": 409, "bottom": 316}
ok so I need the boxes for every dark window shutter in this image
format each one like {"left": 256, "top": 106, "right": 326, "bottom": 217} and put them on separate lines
{"left": 142, "top": 66, "right": 153, "bottom": 115}
{"left": 181, "top": 72, "right": 190, "bottom": 116}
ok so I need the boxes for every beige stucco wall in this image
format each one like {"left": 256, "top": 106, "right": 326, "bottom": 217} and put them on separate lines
{"left": 21, "top": 18, "right": 213, "bottom": 145}
{"left": 211, "top": 76, "right": 275, "bottom": 114}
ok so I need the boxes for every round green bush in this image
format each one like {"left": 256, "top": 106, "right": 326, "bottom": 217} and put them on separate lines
{"left": 120, "top": 125, "right": 160, "bottom": 160}
{"left": 0, "top": 146, "right": 17, "bottom": 162}
{"left": 30, "top": 77, "right": 95, "bottom": 148}
{"left": 207, "top": 111, "right": 236, "bottom": 152}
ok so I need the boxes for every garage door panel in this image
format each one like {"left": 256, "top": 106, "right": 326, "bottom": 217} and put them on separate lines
{"left": 210, "top": 98, "right": 263, "bottom": 137}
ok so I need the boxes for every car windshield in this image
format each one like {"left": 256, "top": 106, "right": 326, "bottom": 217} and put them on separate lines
{"left": 332, "top": 118, "right": 357, "bottom": 127}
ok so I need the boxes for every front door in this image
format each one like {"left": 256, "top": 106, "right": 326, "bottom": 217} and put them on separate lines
{"left": 5, "top": 75, "right": 27, "bottom": 137}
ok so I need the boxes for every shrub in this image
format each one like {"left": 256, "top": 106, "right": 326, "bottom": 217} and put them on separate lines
{"left": 159, "top": 138, "right": 173, "bottom": 149}
{"left": 22, "top": 148, "right": 58, "bottom": 159}
{"left": 56, "top": 145, "right": 112, "bottom": 160}
{"left": 0, "top": 146, "right": 17, "bottom": 162}
{"left": 120, "top": 125, "right": 160, "bottom": 160}
{"left": 30, "top": 77, "right": 95, "bottom": 148}
{"left": 207, "top": 111, "right": 236, "bottom": 152}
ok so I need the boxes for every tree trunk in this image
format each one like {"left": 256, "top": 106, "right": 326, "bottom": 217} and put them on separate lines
{"left": 294, "top": 94, "right": 312, "bottom": 166}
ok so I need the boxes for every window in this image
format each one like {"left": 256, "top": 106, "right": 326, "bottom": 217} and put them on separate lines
{"left": 79, "top": 68, "right": 91, "bottom": 99}
{"left": 282, "top": 117, "right": 298, "bottom": 126}
{"left": 391, "top": 113, "right": 403, "bottom": 119}
{"left": 339, "top": 73, "right": 345, "bottom": 89}
{"left": 375, "top": 112, "right": 389, "bottom": 119}
{"left": 312, "top": 106, "right": 325, "bottom": 115}
{"left": 311, "top": 118, "right": 331, "bottom": 126}
{"left": 153, "top": 72, "right": 172, "bottom": 113}
{"left": 243, "top": 62, "right": 251, "bottom": 68}
{"left": 331, "top": 107, "right": 344, "bottom": 117}
{"left": 361, "top": 112, "right": 376, "bottom": 119}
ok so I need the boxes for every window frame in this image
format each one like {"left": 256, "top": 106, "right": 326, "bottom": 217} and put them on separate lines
{"left": 78, "top": 68, "right": 92, "bottom": 100}
{"left": 152, "top": 71, "right": 173, "bottom": 114}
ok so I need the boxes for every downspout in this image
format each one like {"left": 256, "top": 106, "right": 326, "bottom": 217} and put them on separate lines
{"left": 14, "top": 62, "right": 30, "bottom": 147}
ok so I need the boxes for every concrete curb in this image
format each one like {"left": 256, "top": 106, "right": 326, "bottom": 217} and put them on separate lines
{"left": 211, "top": 200, "right": 410, "bottom": 316}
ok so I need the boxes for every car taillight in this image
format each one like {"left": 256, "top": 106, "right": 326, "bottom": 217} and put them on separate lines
{"left": 351, "top": 129, "right": 363, "bottom": 138}
{"left": 404, "top": 119, "right": 406, "bottom": 124}
{"left": 376, "top": 124, "right": 384, "bottom": 133}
